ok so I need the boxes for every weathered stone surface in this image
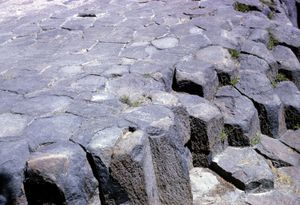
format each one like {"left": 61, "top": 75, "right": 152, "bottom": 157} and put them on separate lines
{"left": 172, "top": 60, "right": 219, "bottom": 100}
{"left": 215, "top": 86, "right": 260, "bottom": 146}
{"left": 272, "top": 45, "right": 300, "bottom": 89}
{"left": 255, "top": 134, "right": 300, "bottom": 167}
{"left": 279, "top": 166, "right": 300, "bottom": 191}
{"left": 1, "top": 0, "right": 300, "bottom": 204}
{"left": 245, "top": 190, "right": 300, "bottom": 205}
{"left": 0, "top": 139, "right": 30, "bottom": 204}
{"left": 24, "top": 114, "right": 82, "bottom": 150}
{"left": 177, "top": 94, "right": 225, "bottom": 167}
{"left": 24, "top": 142, "right": 100, "bottom": 205}
{"left": 195, "top": 46, "right": 239, "bottom": 84}
{"left": 275, "top": 82, "right": 300, "bottom": 130}
{"left": 236, "top": 70, "right": 286, "bottom": 138}
{"left": 121, "top": 105, "right": 192, "bottom": 205}
{"left": 151, "top": 36, "right": 179, "bottom": 49}
{"left": 190, "top": 167, "right": 245, "bottom": 205}
{"left": 239, "top": 54, "right": 276, "bottom": 80}
{"left": 211, "top": 147, "right": 274, "bottom": 192}
{"left": 0, "top": 113, "right": 28, "bottom": 138}
{"left": 280, "top": 129, "right": 300, "bottom": 153}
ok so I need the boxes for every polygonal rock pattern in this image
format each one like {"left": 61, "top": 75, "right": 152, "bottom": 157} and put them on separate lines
{"left": 177, "top": 94, "right": 225, "bottom": 167}
{"left": 274, "top": 82, "right": 300, "bottom": 130}
{"left": 255, "top": 134, "right": 300, "bottom": 167}
{"left": 236, "top": 70, "right": 286, "bottom": 138}
{"left": 195, "top": 46, "right": 239, "bottom": 85}
{"left": 1, "top": 0, "right": 300, "bottom": 204}
{"left": 215, "top": 86, "right": 260, "bottom": 146}
{"left": 211, "top": 147, "right": 274, "bottom": 192}
{"left": 172, "top": 60, "right": 219, "bottom": 100}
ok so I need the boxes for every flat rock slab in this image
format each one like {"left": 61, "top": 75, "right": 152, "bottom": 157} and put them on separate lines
{"left": 280, "top": 130, "right": 300, "bottom": 153}
{"left": 211, "top": 147, "right": 274, "bottom": 192}
{"left": 255, "top": 135, "right": 300, "bottom": 167}
{"left": 245, "top": 190, "right": 300, "bottom": 205}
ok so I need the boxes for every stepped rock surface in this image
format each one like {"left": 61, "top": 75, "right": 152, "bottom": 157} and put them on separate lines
{"left": 0, "top": 0, "right": 299, "bottom": 204}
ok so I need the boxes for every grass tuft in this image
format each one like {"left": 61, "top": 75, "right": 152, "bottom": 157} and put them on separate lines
{"left": 230, "top": 77, "right": 240, "bottom": 86}
{"left": 120, "top": 95, "right": 142, "bottom": 107}
{"left": 220, "top": 128, "right": 228, "bottom": 142}
{"left": 271, "top": 73, "right": 289, "bottom": 88}
{"left": 267, "top": 31, "right": 279, "bottom": 50}
{"left": 234, "top": 2, "right": 251, "bottom": 12}
{"left": 250, "top": 133, "right": 261, "bottom": 146}
{"left": 228, "top": 48, "right": 240, "bottom": 59}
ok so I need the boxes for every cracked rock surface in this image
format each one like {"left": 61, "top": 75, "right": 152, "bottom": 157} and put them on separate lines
{"left": 0, "top": 0, "right": 299, "bottom": 204}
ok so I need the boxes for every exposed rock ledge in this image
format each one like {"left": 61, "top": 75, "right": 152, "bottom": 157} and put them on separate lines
{"left": 0, "top": 0, "right": 299, "bottom": 204}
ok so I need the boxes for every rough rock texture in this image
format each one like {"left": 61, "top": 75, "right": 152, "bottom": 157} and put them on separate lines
{"left": 211, "top": 147, "right": 274, "bottom": 192}
{"left": 236, "top": 70, "right": 286, "bottom": 138}
{"left": 0, "top": 0, "right": 300, "bottom": 204}
{"left": 274, "top": 81, "right": 300, "bottom": 130}
{"left": 215, "top": 86, "right": 260, "bottom": 146}
{"left": 177, "top": 94, "right": 225, "bottom": 167}
{"left": 255, "top": 134, "right": 300, "bottom": 167}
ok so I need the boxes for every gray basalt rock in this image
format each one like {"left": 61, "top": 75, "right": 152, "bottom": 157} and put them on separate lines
{"left": 236, "top": 70, "right": 286, "bottom": 138}
{"left": 245, "top": 190, "right": 300, "bottom": 205}
{"left": 272, "top": 45, "right": 300, "bottom": 89}
{"left": 240, "top": 40, "right": 277, "bottom": 68}
{"left": 239, "top": 54, "right": 276, "bottom": 80}
{"left": 24, "top": 142, "right": 100, "bottom": 205}
{"left": 172, "top": 60, "right": 219, "bottom": 100}
{"left": 255, "top": 134, "right": 300, "bottom": 167}
{"left": 190, "top": 167, "right": 245, "bottom": 205}
{"left": 0, "top": 139, "right": 30, "bottom": 205}
{"left": 215, "top": 86, "right": 260, "bottom": 146}
{"left": 280, "top": 129, "right": 300, "bottom": 153}
{"left": 274, "top": 82, "right": 300, "bottom": 130}
{"left": 279, "top": 166, "right": 300, "bottom": 191}
{"left": 0, "top": 113, "right": 28, "bottom": 138}
{"left": 24, "top": 114, "right": 82, "bottom": 151}
{"left": 195, "top": 46, "right": 239, "bottom": 85}
{"left": 121, "top": 105, "right": 192, "bottom": 205}
{"left": 87, "top": 105, "right": 192, "bottom": 205}
{"left": 177, "top": 93, "right": 225, "bottom": 167}
{"left": 211, "top": 147, "right": 274, "bottom": 192}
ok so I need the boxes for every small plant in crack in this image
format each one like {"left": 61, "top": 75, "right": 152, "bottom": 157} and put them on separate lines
{"left": 234, "top": 2, "right": 251, "bottom": 12}
{"left": 271, "top": 73, "right": 289, "bottom": 88}
{"left": 143, "top": 73, "right": 153, "bottom": 78}
{"left": 230, "top": 76, "right": 240, "bottom": 86}
{"left": 267, "top": 11, "right": 275, "bottom": 19}
{"left": 250, "top": 133, "right": 261, "bottom": 146}
{"left": 228, "top": 48, "right": 240, "bottom": 59}
{"left": 120, "top": 95, "right": 142, "bottom": 107}
{"left": 220, "top": 128, "right": 228, "bottom": 142}
{"left": 267, "top": 31, "right": 279, "bottom": 50}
